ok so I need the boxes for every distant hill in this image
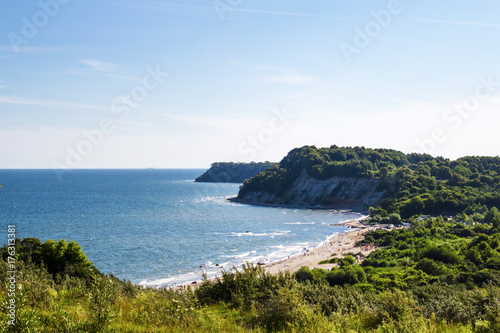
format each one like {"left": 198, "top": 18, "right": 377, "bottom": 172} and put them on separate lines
{"left": 195, "top": 162, "right": 276, "bottom": 183}
{"left": 234, "top": 145, "right": 500, "bottom": 217}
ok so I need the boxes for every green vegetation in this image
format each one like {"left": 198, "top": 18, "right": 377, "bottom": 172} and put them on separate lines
{"left": 237, "top": 145, "right": 500, "bottom": 219}
{"left": 2, "top": 218, "right": 500, "bottom": 332}
{"left": 301, "top": 216, "right": 500, "bottom": 290}
{"left": 2, "top": 145, "right": 499, "bottom": 331}
{"left": 195, "top": 161, "right": 276, "bottom": 183}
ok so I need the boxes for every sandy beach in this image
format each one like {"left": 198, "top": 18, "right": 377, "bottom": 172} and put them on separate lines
{"left": 181, "top": 216, "right": 381, "bottom": 288}
{"left": 263, "top": 216, "right": 380, "bottom": 275}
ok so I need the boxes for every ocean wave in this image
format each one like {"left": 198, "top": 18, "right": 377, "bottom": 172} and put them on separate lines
{"left": 266, "top": 244, "right": 307, "bottom": 262}
{"left": 223, "top": 250, "right": 257, "bottom": 259}
{"left": 231, "top": 231, "right": 291, "bottom": 237}
{"left": 194, "top": 196, "right": 225, "bottom": 204}
{"left": 137, "top": 230, "right": 348, "bottom": 288}
{"left": 194, "top": 196, "right": 242, "bottom": 207}
{"left": 138, "top": 277, "right": 175, "bottom": 288}
{"left": 133, "top": 214, "right": 360, "bottom": 288}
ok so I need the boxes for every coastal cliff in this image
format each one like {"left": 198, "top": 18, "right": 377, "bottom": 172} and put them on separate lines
{"left": 233, "top": 145, "right": 500, "bottom": 217}
{"left": 233, "top": 145, "right": 402, "bottom": 210}
{"left": 195, "top": 161, "right": 275, "bottom": 183}
{"left": 235, "top": 171, "right": 385, "bottom": 210}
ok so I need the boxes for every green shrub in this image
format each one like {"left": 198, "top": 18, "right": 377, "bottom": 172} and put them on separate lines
{"left": 294, "top": 266, "right": 327, "bottom": 284}
{"left": 415, "top": 258, "right": 449, "bottom": 276}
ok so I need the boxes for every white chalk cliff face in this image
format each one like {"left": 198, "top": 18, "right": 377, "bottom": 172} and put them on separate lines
{"left": 235, "top": 171, "right": 386, "bottom": 210}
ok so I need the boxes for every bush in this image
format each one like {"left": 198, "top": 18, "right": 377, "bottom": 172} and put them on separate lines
{"left": 421, "top": 243, "right": 462, "bottom": 265}
{"left": 415, "top": 258, "right": 449, "bottom": 276}
{"left": 195, "top": 263, "right": 294, "bottom": 309}
{"left": 326, "top": 265, "right": 366, "bottom": 286}
{"left": 258, "top": 285, "right": 317, "bottom": 331}
{"left": 340, "top": 255, "right": 356, "bottom": 267}
{"left": 412, "top": 284, "right": 471, "bottom": 324}
{"left": 389, "top": 213, "right": 402, "bottom": 225}
{"left": 294, "top": 266, "right": 327, "bottom": 284}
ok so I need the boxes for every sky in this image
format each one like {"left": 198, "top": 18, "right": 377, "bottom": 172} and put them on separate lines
{"left": 1, "top": 0, "right": 500, "bottom": 169}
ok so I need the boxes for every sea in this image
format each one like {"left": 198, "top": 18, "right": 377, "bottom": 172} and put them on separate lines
{"left": 0, "top": 169, "right": 364, "bottom": 287}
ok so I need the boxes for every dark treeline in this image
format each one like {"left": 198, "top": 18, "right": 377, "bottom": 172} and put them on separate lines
{"left": 195, "top": 161, "right": 276, "bottom": 183}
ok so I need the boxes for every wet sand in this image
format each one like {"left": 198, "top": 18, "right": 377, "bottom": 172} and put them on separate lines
{"left": 263, "top": 217, "right": 380, "bottom": 274}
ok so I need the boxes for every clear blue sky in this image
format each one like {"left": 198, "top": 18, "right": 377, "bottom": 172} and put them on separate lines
{"left": 1, "top": 0, "right": 499, "bottom": 168}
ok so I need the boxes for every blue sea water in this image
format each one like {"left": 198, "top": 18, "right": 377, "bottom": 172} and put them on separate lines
{"left": 0, "top": 169, "right": 364, "bottom": 287}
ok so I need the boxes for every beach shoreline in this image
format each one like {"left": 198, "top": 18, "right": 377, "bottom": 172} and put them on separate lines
{"left": 263, "top": 215, "right": 379, "bottom": 275}
{"left": 227, "top": 196, "right": 369, "bottom": 215}
{"left": 177, "top": 215, "right": 379, "bottom": 289}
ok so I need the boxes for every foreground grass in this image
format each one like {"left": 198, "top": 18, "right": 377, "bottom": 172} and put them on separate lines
{"left": 1, "top": 215, "right": 500, "bottom": 332}
{"left": 1, "top": 262, "right": 497, "bottom": 333}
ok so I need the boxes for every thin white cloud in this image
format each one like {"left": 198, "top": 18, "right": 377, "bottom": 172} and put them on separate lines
{"left": 113, "top": 119, "right": 154, "bottom": 128}
{"left": 0, "top": 96, "right": 108, "bottom": 110}
{"left": 125, "top": 2, "right": 357, "bottom": 23}
{"left": 130, "top": 1, "right": 209, "bottom": 11}
{"left": 227, "top": 60, "right": 244, "bottom": 66}
{"left": 162, "top": 112, "right": 259, "bottom": 129}
{"left": 264, "top": 74, "right": 316, "bottom": 85}
{"left": 64, "top": 63, "right": 138, "bottom": 81}
{"left": 61, "top": 69, "right": 94, "bottom": 75}
{"left": 0, "top": 46, "right": 63, "bottom": 53}
{"left": 230, "top": 8, "right": 355, "bottom": 21}
{"left": 251, "top": 66, "right": 318, "bottom": 85}
{"left": 106, "top": 73, "right": 142, "bottom": 82}
{"left": 254, "top": 65, "right": 297, "bottom": 72}
{"left": 80, "top": 59, "right": 117, "bottom": 72}
{"left": 410, "top": 19, "right": 500, "bottom": 28}
{"left": 125, "top": 1, "right": 214, "bottom": 20}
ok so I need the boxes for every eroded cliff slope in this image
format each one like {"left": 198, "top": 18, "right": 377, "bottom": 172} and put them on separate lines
{"left": 235, "top": 171, "right": 386, "bottom": 210}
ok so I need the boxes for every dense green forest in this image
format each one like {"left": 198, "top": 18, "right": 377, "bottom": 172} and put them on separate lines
{"left": 1, "top": 215, "right": 500, "bottom": 332}
{"left": 238, "top": 145, "right": 500, "bottom": 218}
{"left": 196, "top": 162, "right": 276, "bottom": 183}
